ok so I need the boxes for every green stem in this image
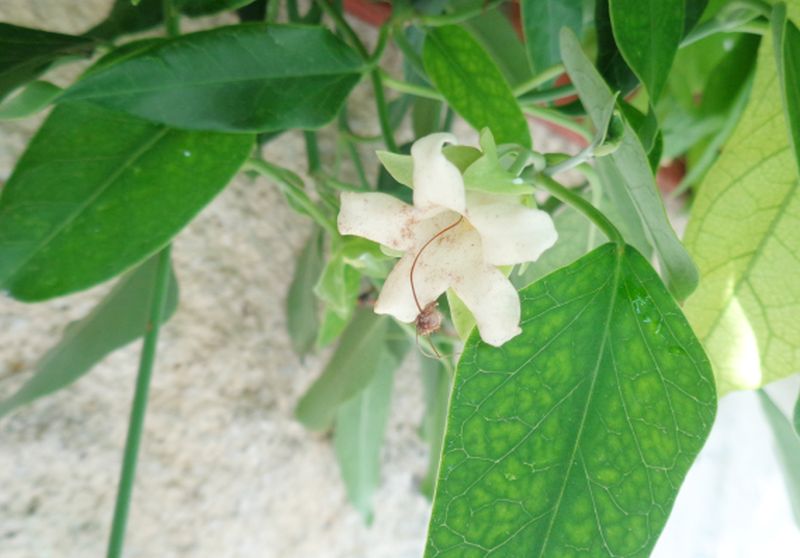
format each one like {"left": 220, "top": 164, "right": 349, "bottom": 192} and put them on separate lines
{"left": 303, "top": 131, "right": 321, "bottom": 173}
{"left": 518, "top": 83, "right": 576, "bottom": 104}
{"left": 106, "top": 246, "right": 173, "bottom": 558}
{"left": 523, "top": 105, "right": 592, "bottom": 142}
{"left": 370, "top": 70, "right": 398, "bottom": 152}
{"left": 380, "top": 71, "right": 442, "bottom": 100}
{"left": 512, "top": 64, "right": 565, "bottom": 97}
{"left": 266, "top": 0, "right": 281, "bottom": 22}
{"left": 162, "top": 0, "right": 179, "bottom": 37}
{"left": 533, "top": 174, "right": 623, "bottom": 246}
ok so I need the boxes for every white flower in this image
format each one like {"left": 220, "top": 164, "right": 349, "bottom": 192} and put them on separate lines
{"left": 338, "top": 133, "right": 558, "bottom": 346}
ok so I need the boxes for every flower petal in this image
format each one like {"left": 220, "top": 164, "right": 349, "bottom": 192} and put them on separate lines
{"left": 338, "top": 192, "right": 416, "bottom": 251}
{"left": 411, "top": 133, "right": 466, "bottom": 214}
{"left": 451, "top": 262, "right": 522, "bottom": 347}
{"left": 374, "top": 215, "right": 473, "bottom": 322}
{"left": 467, "top": 194, "right": 558, "bottom": 266}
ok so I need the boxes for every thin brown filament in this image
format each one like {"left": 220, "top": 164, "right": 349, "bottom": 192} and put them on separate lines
{"left": 409, "top": 216, "right": 464, "bottom": 314}
{"left": 415, "top": 328, "right": 442, "bottom": 360}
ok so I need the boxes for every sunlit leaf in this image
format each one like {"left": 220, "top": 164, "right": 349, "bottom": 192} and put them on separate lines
{"left": 0, "top": 254, "right": 179, "bottom": 418}
{"left": 0, "top": 102, "right": 252, "bottom": 301}
{"left": 683, "top": 3, "right": 800, "bottom": 393}
{"left": 561, "top": 29, "right": 699, "bottom": 300}
{"left": 423, "top": 25, "right": 531, "bottom": 148}
{"left": 425, "top": 244, "right": 716, "bottom": 557}
{"left": 609, "top": 0, "right": 684, "bottom": 100}
{"left": 63, "top": 24, "right": 364, "bottom": 133}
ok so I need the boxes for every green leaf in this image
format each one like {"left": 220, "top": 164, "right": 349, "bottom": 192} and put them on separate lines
{"left": 461, "top": 129, "right": 534, "bottom": 195}
{"left": 595, "top": 0, "right": 638, "bottom": 95}
{"left": 757, "top": 390, "right": 800, "bottom": 526}
{"left": 85, "top": 0, "right": 163, "bottom": 40}
{"left": 465, "top": 5, "right": 533, "bottom": 87}
{"left": 296, "top": 308, "right": 394, "bottom": 431}
{"left": 0, "top": 81, "right": 61, "bottom": 120}
{"left": 376, "top": 150, "right": 414, "bottom": 188}
{"left": 62, "top": 24, "right": 364, "bottom": 133}
{"left": 446, "top": 289, "right": 476, "bottom": 341}
{"left": 423, "top": 25, "right": 531, "bottom": 148}
{"left": 412, "top": 96, "right": 444, "bottom": 138}
{"left": 609, "top": 0, "right": 684, "bottom": 100}
{"left": 425, "top": 244, "right": 716, "bottom": 557}
{"left": 561, "top": 29, "right": 699, "bottom": 300}
{"left": 419, "top": 356, "right": 451, "bottom": 499}
{"left": 683, "top": 3, "right": 800, "bottom": 393}
{"left": 795, "top": 388, "right": 800, "bottom": 435}
{"left": 0, "top": 254, "right": 179, "bottom": 419}
{"left": 316, "top": 306, "right": 350, "bottom": 348}
{"left": 287, "top": 227, "right": 324, "bottom": 357}
{"left": 0, "top": 23, "right": 95, "bottom": 100}
{"left": 333, "top": 323, "right": 408, "bottom": 522}
{"left": 0, "top": 102, "right": 252, "bottom": 301}
{"left": 314, "top": 244, "right": 361, "bottom": 319}
{"left": 521, "top": 0, "right": 583, "bottom": 74}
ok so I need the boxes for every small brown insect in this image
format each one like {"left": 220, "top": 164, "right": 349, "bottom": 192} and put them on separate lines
{"left": 415, "top": 301, "right": 442, "bottom": 337}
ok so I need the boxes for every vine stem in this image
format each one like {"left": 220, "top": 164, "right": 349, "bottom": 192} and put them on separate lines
{"left": 106, "top": 245, "right": 173, "bottom": 558}
{"left": 315, "top": 0, "right": 398, "bottom": 152}
{"left": 533, "top": 174, "right": 624, "bottom": 246}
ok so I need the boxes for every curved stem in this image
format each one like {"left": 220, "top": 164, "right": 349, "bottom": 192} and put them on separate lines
{"left": 523, "top": 105, "right": 592, "bottom": 142}
{"left": 533, "top": 174, "right": 624, "bottom": 246}
{"left": 380, "top": 70, "right": 443, "bottom": 100}
{"left": 106, "top": 246, "right": 173, "bottom": 558}
{"left": 512, "top": 64, "right": 565, "bottom": 97}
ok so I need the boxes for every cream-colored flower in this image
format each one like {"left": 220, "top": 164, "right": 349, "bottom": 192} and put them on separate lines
{"left": 338, "top": 133, "right": 557, "bottom": 346}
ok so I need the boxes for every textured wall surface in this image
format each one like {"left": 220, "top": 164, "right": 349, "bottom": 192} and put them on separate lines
{"left": 2, "top": 2, "right": 800, "bottom": 558}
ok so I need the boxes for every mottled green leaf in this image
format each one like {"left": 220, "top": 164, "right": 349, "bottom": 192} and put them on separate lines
{"left": 521, "top": 0, "right": 583, "bottom": 74}
{"left": 423, "top": 25, "right": 531, "bottom": 148}
{"left": 62, "top": 24, "right": 364, "bottom": 133}
{"left": 296, "top": 308, "right": 393, "bottom": 431}
{"left": 561, "top": 29, "right": 699, "bottom": 300}
{"left": 334, "top": 324, "right": 408, "bottom": 522}
{"left": 0, "top": 81, "right": 61, "bottom": 120}
{"left": 683, "top": 2, "right": 800, "bottom": 393}
{"left": 0, "top": 254, "right": 179, "bottom": 419}
{"left": 609, "top": 0, "right": 684, "bottom": 100}
{"left": 287, "top": 227, "right": 324, "bottom": 357}
{"left": 0, "top": 23, "right": 95, "bottom": 100}
{"left": 0, "top": 102, "right": 252, "bottom": 301}
{"left": 425, "top": 244, "right": 716, "bottom": 557}
{"left": 757, "top": 390, "right": 800, "bottom": 526}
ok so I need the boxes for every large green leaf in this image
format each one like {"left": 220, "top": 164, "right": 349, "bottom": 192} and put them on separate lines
{"left": 333, "top": 324, "right": 408, "bottom": 523}
{"left": 286, "top": 226, "right": 324, "bottom": 358}
{"left": 595, "top": 0, "right": 638, "bottom": 95}
{"left": 423, "top": 25, "right": 531, "bottom": 148}
{"left": 608, "top": 0, "right": 684, "bottom": 100}
{"left": 425, "top": 244, "right": 716, "bottom": 557}
{"left": 296, "top": 309, "right": 394, "bottom": 431}
{"left": 683, "top": 2, "right": 800, "bottom": 393}
{"left": 521, "top": 0, "right": 583, "bottom": 74}
{"left": 62, "top": 24, "right": 364, "bottom": 133}
{"left": 465, "top": 6, "right": 533, "bottom": 88}
{"left": 0, "top": 102, "right": 252, "bottom": 301}
{"left": 0, "top": 23, "right": 95, "bottom": 100}
{"left": 561, "top": 29, "right": 699, "bottom": 300}
{"left": 0, "top": 254, "right": 179, "bottom": 419}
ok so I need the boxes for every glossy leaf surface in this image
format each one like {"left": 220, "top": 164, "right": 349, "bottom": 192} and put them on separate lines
{"left": 425, "top": 244, "right": 716, "bottom": 557}
{"left": 0, "top": 23, "right": 95, "bottom": 100}
{"left": 63, "top": 24, "right": 364, "bottom": 133}
{"left": 521, "top": 0, "right": 583, "bottom": 74}
{"left": 0, "top": 102, "right": 252, "bottom": 301}
{"left": 561, "top": 29, "right": 699, "bottom": 300}
{"left": 423, "top": 25, "right": 530, "bottom": 148}
{"left": 608, "top": 0, "right": 684, "bottom": 100}
{"left": 684, "top": 3, "right": 800, "bottom": 393}
{"left": 0, "top": 254, "right": 179, "bottom": 418}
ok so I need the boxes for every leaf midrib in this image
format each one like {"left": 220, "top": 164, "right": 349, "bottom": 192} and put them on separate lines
{"left": 3, "top": 126, "right": 170, "bottom": 289}
{"left": 537, "top": 246, "right": 624, "bottom": 557}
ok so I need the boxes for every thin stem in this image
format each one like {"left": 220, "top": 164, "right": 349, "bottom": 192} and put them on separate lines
{"left": 518, "top": 83, "right": 576, "bottom": 104}
{"left": 419, "top": 0, "right": 506, "bottom": 26}
{"left": 266, "top": 0, "right": 281, "bottom": 22}
{"left": 370, "top": 71, "right": 399, "bottom": 152}
{"left": 162, "top": 0, "right": 179, "bottom": 37}
{"left": 106, "top": 246, "right": 173, "bottom": 558}
{"left": 512, "top": 64, "right": 565, "bottom": 97}
{"left": 533, "top": 174, "right": 623, "bottom": 246}
{"left": 380, "top": 71, "right": 443, "bottom": 100}
{"left": 392, "top": 28, "right": 426, "bottom": 77}
{"left": 523, "top": 105, "right": 592, "bottom": 142}
{"left": 316, "top": 0, "right": 368, "bottom": 58}
{"left": 303, "top": 131, "right": 321, "bottom": 173}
